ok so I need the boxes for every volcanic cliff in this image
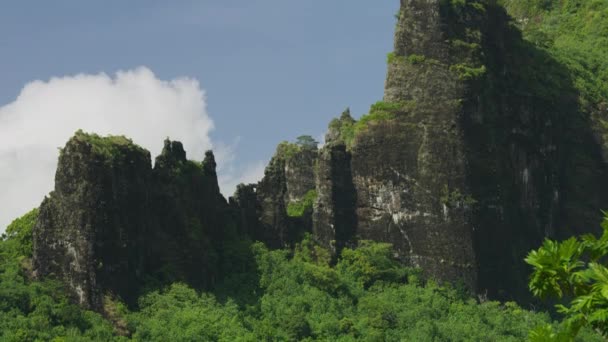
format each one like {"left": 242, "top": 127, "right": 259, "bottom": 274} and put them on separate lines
{"left": 32, "top": 0, "right": 608, "bottom": 309}
{"left": 33, "top": 133, "right": 233, "bottom": 310}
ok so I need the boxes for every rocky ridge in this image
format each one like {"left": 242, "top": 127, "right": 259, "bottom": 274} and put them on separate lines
{"left": 32, "top": 0, "right": 608, "bottom": 309}
{"left": 33, "top": 132, "right": 231, "bottom": 310}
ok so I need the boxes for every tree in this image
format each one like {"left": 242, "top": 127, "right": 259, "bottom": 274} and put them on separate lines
{"left": 526, "top": 214, "right": 608, "bottom": 340}
{"left": 295, "top": 135, "right": 318, "bottom": 150}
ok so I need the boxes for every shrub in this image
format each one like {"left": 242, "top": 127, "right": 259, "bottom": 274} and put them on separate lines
{"left": 286, "top": 189, "right": 317, "bottom": 217}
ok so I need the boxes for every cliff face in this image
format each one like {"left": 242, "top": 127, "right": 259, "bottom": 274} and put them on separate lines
{"left": 31, "top": 0, "right": 608, "bottom": 309}
{"left": 313, "top": 128, "right": 357, "bottom": 256}
{"left": 354, "top": 0, "right": 478, "bottom": 288}
{"left": 33, "top": 132, "right": 230, "bottom": 309}
{"left": 147, "top": 142, "right": 229, "bottom": 289}
{"left": 306, "top": 0, "right": 608, "bottom": 299}
{"left": 312, "top": 0, "right": 481, "bottom": 288}
{"left": 232, "top": 143, "right": 317, "bottom": 249}
{"left": 33, "top": 132, "right": 152, "bottom": 310}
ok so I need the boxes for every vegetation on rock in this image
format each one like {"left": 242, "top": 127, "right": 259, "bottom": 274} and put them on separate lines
{"left": 295, "top": 135, "right": 319, "bottom": 150}
{"left": 3, "top": 215, "right": 603, "bottom": 340}
{"left": 69, "top": 129, "right": 148, "bottom": 160}
{"left": 3, "top": 0, "right": 608, "bottom": 340}
{"left": 327, "top": 101, "right": 415, "bottom": 148}
{"left": 277, "top": 135, "right": 319, "bottom": 160}
{"left": 286, "top": 189, "right": 317, "bottom": 218}
{"left": 1, "top": 208, "right": 37, "bottom": 259}
{"left": 502, "top": 0, "right": 608, "bottom": 145}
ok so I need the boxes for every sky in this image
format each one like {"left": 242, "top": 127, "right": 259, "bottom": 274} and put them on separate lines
{"left": 0, "top": 0, "right": 398, "bottom": 231}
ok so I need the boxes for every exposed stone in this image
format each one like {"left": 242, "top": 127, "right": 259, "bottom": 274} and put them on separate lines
{"left": 312, "top": 0, "right": 479, "bottom": 289}
{"left": 147, "top": 142, "right": 228, "bottom": 289}
{"left": 313, "top": 143, "right": 357, "bottom": 255}
{"left": 231, "top": 142, "right": 318, "bottom": 248}
{"left": 33, "top": 131, "right": 152, "bottom": 310}
{"left": 310, "top": 0, "right": 608, "bottom": 299}
{"left": 31, "top": 0, "right": 608, "bottom": 310}
{"left": 33, "top": 132, "right": 231, "bottom": 310}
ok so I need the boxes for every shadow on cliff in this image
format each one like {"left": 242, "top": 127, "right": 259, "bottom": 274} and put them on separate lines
{"left": 460, "top": 3, "right": 608, "bottom": 303}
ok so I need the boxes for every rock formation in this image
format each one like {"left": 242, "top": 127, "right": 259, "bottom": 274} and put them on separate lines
{"left": 231, "top": 141, "right": 317, "bottom": 248}
{"left": 32, "top": 0, "right": 608, "bottom": 309}
{"left": 313, "top": 0, "right": 608, "bottom": 299}
{"left": 245, "top": 0, "right": 608, "bottom": 299}
{"left": 313, "top": 121, "right": 357, "bottom": 256}
{"left": 33, "top": 132, "right": 230, "bottom": 310}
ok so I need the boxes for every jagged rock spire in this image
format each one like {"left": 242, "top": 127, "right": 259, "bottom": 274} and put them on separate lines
{"left": 155, "top": 139, "right": 187, "bottom": 168}
{"left": 33, "top": 132, "right": 231, "bottom": 311}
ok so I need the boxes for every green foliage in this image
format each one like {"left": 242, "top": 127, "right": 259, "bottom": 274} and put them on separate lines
{"left": 286, "top": 189, "right": 317, "bottom": 217}
{"left": 3, "top": 2, "right": 608, "bottom": 340}
{"left": 2, "top": 208, "right": 38, "bottom": 258}
{"left": 407, "top": 54, "right": 426, "bottom": 65}
{"left": 368, "top": 100, "right": 416, "bottom": 114}
{"left": 440, "top": 186, "right": 477, "bottom": 208}
{"left": 328, "top": 101, "right": 416, "bottom": 148}
{"left": 503, "top": 0, "right": 608, "bottom": 113}
{"left": 128, "top": 284, "right": 254, "bottom": 341}
{"left": 328, "top": 108, "right": 356, "bottom": 147}
{"left": 450, "top": 38, "right": 481, "bottom": 54}
{"left": 277, "top": 135, "right": 318, "bottom": 161}
{"left": 276, "top": 141, "right": 300, "bottom": 160}
{"left": 337, "top": 241, "right": 413, "bottom": 289}
{"left": 355, "top": 110, "right": 395, "bottom": 132}
{"left": 72, "top": 130, "right": 146, "bottom": 160}
{"left": 337, "top": 119, "right": 355, "bottom": 146}
{"left": 387, "top": 52, "right": 428, "bottom": 66}
{"left": 386, "top": 52, "right": 405, "bottom": 65}
{"left": 1, "top": 211, "right": 599, "bottom": 340}
{"left": 526, "top": 213, "right": 608, "bottom": 340}
{"left": 0, "top": 211, "right": 121, "bottom": 341}
{"left": 295, "top": 135, "right": 318, "bottom": 150}
{"left": 450, "top": 63, "right": 487, "bottom": 80}
{"left": 351, "top": 101, "right": 416, "bottom": 137}
{"left": 247, "top": 239, "right": 559, "bottom": 341}
{"left": 277, "top": 134, "right": 318, "bottom": 161}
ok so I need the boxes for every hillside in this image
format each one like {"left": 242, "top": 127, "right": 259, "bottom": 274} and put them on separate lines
{"left": 1, "top": 0, "right": 608, "bottom": 340}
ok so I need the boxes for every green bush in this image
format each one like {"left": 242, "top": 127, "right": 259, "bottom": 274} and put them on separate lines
{"left": 352, "top": 101, "right": 415, "bottom": 137}
{"left": 526, "top": 213, "right": 608, "bottom": 340}
{"left": 276, "top": 141, "right": 300, "bottom": 160}
{"left": 2, "top": 208, "right": 38, "bottom": 258}
{"left": 503, "top": 0, "right": 608, "bottom": 109}
{"left": 450, "top": 63, "right": 487, "bottom": 80}
{"left": 286, "top": 189, "right": 317, "bottom": 217}
{"left": 0, "top": 209, "right": 602, "bottom": 340}
{"left": 128, "top": 284, "right": 253, "bottom": 341}
{"left": 407, "top": 54, "right": 426, "bottom": 64}
{"left": 72, "top": 130, "right": 147, "bottom": 160}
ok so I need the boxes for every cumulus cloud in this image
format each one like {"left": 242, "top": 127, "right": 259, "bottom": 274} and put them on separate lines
{"left": 0, "top": 67, "right": 263, "bottom": 232}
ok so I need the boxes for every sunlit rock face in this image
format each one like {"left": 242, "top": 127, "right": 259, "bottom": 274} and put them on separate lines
{"left": 311, "top": 0, "right": 608, "bottom": 300}
{"left": 33, "top": 132, "right": 152, "bottom": 310}
{"left": 312, "top": 0, "right": 478, "bottom": 289}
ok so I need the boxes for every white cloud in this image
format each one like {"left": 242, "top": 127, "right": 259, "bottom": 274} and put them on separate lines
{"left": 218, "top": 160, "right": 266, "bottom": 197}
{"left": 0, "top": 66, "right": 261, "bottom": 232}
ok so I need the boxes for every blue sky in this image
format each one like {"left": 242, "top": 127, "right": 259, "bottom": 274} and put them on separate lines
{"left": 0, "top": 1, "right": 398, "bottom": 229}
{"left": 1, "top": 0, "right": 397, "bottom": 161}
